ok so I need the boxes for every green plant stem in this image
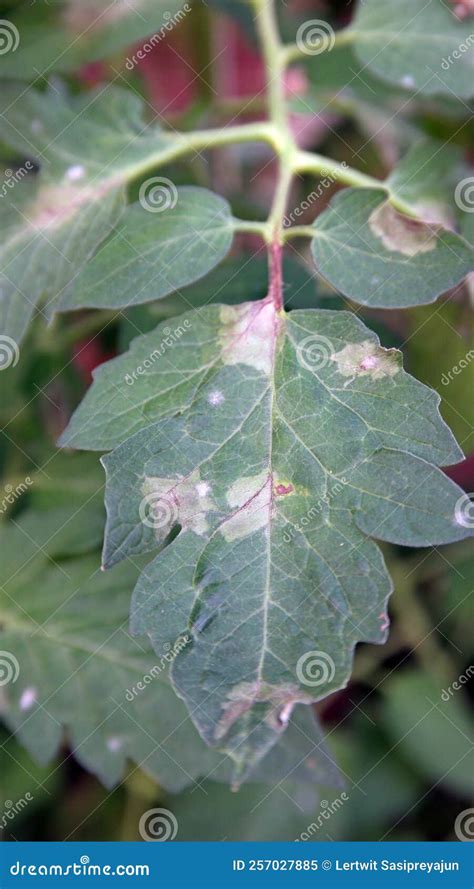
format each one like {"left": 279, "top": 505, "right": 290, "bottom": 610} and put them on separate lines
{"left": 129, "top": 121, "right": 280, "bottom": 182}
{"left": 283, "top": 224, "right": 318, "bottom": 240}
{"left": 233, "top": 219, "right": 271, "bottom": 237}
{"left": 295, "top": 151, "right": 416, "bottom": 216}
{"left": 252, "top": 0, "right": 298, "bottom": 251}
{"left": 118, "top": 26, "right": 417, "bottom": 229}
{"left": 254, "top": 0, "right": 288, "bottom": 133}
{"left": 295, "top": 150, "right": 377, "bottom": 189}
{"left": 282, "top": 27, "right": 356, "bottom": 65}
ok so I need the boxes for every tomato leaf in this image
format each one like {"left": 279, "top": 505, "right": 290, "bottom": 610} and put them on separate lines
{"left": 310, "top": 189, "right": 473, "bottom": 309}
{"left": 0, "top": 85, "right": 183, "bottom": 343}
{"left": 350, "top": 0, "right": 474, "bottom": 99}
{"left": 61, "top": 301, "right": 472, "bottom": 781}
{"left": 0, "top": 0, "right": 186, "bottom": 80}
{"left": 0, "top": 506, "right": 339, "bottom": 791}
{"left": 59, "top": 188, "right": 235, "bottom": 311}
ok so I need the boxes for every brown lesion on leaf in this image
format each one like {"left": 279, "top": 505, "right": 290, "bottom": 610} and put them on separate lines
{"left": 215, "top": 680, "right": 312, "bottom": 741}
{"left": 369, "top": 202, "right": 438, "bottom": 256}
{"left": 275, "top": 482, "right": 294, "bottom": 496}
{"left": 331, "top": 339, "right": 401, "bottom": 381}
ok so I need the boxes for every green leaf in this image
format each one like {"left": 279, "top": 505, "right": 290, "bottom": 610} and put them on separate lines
{"left": 62, "top": 301, "right": 472, "bottom": 780}
{"left": 311, "top": 189, "right": 473, "bottom": 309}
{"left": 0, "top": 0, "right": 186, "bottom": 80}
{"left": 0, "top": 85, "right": 181, "bottom": 343}
{"left": 350, "top": 0, "right": 474, "bottom": 99}
{"left": 381, "top": 672, "right": 474, "bottom": 797}
{"left": 59, "top": 188, "right": 235, "bottom": 311}
{"left": 0, "top": 730, "right": 59, "bottom": 828}
{"left": 0, "top": 507, "right": 218, "bottom": 790}
{"left": 386, "top": 140, "right": 463, "bottom": 224}
{"left": 0, "top": 166, "right": 123, "bottom": 346}
{"left": 170, "top": 775, "right": 321, "bottom": 842}
{"left": 0, "top": 505, "right": 337, "bottom": 791}
{"left": 58, "top": 308, "right": 225, "bottom": 451}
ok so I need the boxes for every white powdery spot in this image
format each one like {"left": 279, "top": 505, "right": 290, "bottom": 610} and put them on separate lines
{"left": 66, "top": 165, "right": 86, "bottom": 182}
{"left": 278, "top": 701, "right": 294, "bottom": 727}
{"left": 196, "top": 481, "right": 211, "bottom": 497}
{"left": 219, "top": 302, "right": 277, "bottom": 376}
{"left": 400, "top": 75, "right": 415, "bottom": 88}
{"left": 106, "top": 737, "right": 122, "bottom": 752}
{"left": 19, "top": 687, "right": 37, "bottom": 711}
{"left": 207, "top": 390, "right": 224, "bottom": 406}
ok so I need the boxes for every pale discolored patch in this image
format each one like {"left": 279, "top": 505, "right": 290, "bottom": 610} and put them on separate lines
{"left": 141, "top": 470, "right": 215, "bottom": 537}
{"left": 219, "top": 302, "right": 277, "bottom": 375}
{"left": 369, "top": 202, "right": 438, "bottom": 256}
{"left": 331, "top": 339, "right": 401, "bottom": 380}
{"left": 29, "top": 183, "right": 97, "bottom": 232}
{"left": 220, "top": 472, "right": 271, "bottom": 542}
{"left": 215, "top": 680, "right": 312, "bottom": 740}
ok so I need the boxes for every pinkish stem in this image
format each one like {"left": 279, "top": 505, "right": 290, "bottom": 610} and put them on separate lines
{"left": 267, "top": 241, "right": 284, "bottom": 311}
